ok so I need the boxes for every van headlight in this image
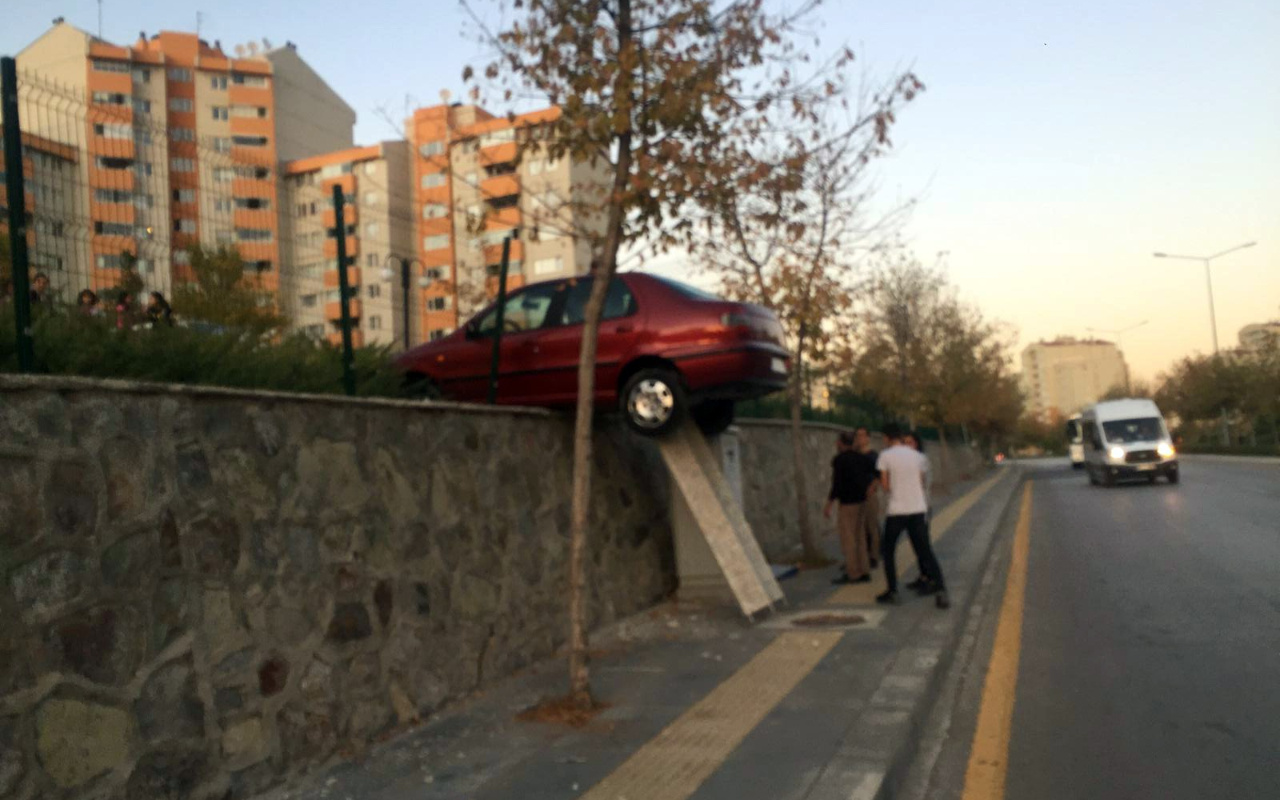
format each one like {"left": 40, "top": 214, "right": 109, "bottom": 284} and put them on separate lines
{"left": 1108, "top": 446, "right": 1125, "bottom": 461}
{"left": 1157, "top": 442, "right": 1175, "bottom": 458}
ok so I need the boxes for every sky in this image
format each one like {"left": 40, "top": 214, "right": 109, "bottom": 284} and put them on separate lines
{"left": 5, "top": 0, "right": 1278, "bottom": 380}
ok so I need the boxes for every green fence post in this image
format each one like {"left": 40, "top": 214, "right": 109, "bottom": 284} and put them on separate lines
{"left": 486, "top": 235, "right": 512, "bottom": 405}
{"left": 332, "top": 185, "right": 356, "bottom": 396}
{"left": 2, "top": 58, "right": 35, "bottom": 372}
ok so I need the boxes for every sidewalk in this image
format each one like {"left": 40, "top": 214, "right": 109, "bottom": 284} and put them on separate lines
{"left": 255, "top": 468, "right": 1023, "bottom": 800}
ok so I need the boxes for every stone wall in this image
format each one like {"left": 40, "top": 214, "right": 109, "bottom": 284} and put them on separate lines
{"left": 735, "top": 420, "right": 986, "bottom": 561}
{"left": 0, "top": 376, "right": 675, "bottom": 800}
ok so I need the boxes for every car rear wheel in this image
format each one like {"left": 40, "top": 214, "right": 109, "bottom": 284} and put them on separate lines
{"left": 622, "top": 368, "right": 686, "bottom": 437}
{"left": 692, "top": 400, "right": 735, "bottom": 437}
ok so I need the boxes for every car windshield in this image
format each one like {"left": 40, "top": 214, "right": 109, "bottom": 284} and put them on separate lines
{"left": 653, "top": 275, "right": 721, "bottom": 302}
{"left": 1101, "top": 417, "right": 1164, "bottom": 444}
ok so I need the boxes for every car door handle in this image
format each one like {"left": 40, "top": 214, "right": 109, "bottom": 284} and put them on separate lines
{"left": 612, "top": 324, "right": 635, "bottom": 334}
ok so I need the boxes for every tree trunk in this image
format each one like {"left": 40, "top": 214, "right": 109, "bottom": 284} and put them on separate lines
{"left": 789, "top": 340, "right": 822, "bottom": 564}
{"left": 937, "top": 428, "right": 952, "bottom": 489}
{"left": 567, "top": 0, "right": 634, "bottom": 710}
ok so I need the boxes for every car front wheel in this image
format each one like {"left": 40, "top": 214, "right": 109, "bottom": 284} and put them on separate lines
{"left": 622, "top": 368, "right": 687, "bottom": 436}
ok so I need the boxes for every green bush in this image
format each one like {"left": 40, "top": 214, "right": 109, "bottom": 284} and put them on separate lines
{"left": 0, "top": 306, "right": 405, "bottom": 399}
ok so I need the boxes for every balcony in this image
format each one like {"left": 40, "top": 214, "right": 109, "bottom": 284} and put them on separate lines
{"left": 480, "top": 173, "right": 519, "bottom": 201}
{"left": 478, "top": 141, "right": 517, "bottom": 167}
{"left": 322, "top": 204, "right": 357, "bottom": 229}
{"left": 483, "top": 239, "right": 523, "bottom": 265}
{"left": 323, "top": 235, "right": 359, "bottom": 260}
{"left": 483, "top": 207, "right": 521, "bottom": 230}
{"left": 323, "top": 267, "right": 362, "bottom": 290}
{"left": 325, "top": 299, "right": 362, "bottom": 322}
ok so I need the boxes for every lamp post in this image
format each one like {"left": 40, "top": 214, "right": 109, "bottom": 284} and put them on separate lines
{"left": 383, "top": 254, "right": 425, "bottom": 350}
{"left": 1153, "top": 241, "right": 1257, "bottom": 445}
{"left": 1086, "top": 320, "right": 1148, "bottom": 393}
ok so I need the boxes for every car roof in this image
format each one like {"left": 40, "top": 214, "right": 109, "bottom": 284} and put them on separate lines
{"left": 1085, "top": 398, "right": 1164, "bottom": 422}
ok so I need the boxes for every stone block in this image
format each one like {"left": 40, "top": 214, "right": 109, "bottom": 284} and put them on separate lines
{"left": 124, "top": 745, "right": 209, "bottom": 800}
{"left": 187, "top": 514, "right": 241, "bottom": 577}
{"left": 44, "top": 605, "right": 141, "bottom": 686}
{"left": 149, "top": 578, "right": 188, "bottom": 655}
{"left": 136, "top": 659, "right": 205, "bottom": 743}
{"left": 44, "top": 461, "right": 99, "bottom": 540}
{"left": 0, "top": 457, "right": 41, "bottom": 550}
{"left": 373, "top": 580, "right": 394, "bottom": 627}
{"left": 34, "top": 698, "right": 133, "bottom": 789}
{"left": 10, "top": 550, "right": 85, "bottom": 625}
{"left": 201, "top": 588, "right": 250, "bottom": 660}
{"left": 221, "top": 717, "right": 268, "bottom": 765}
{"left": 326, "top": 603, "right": 371, "bottom": 643}
{"left": 158, "top": 511, "right": 182, "bottom": 570}
{"left": 100, "top": 532, "right": 152, "bottom": 589}
{"left": 175, "top": 446, "right": 212, "bottom": 493}
{"left": 0, "top": 717, "right": 25, "bottom": 797}
{"left": 298, "top": 659, "right": 333, "bottom": 701}
{"left": 100, "top": 438, "right": 146, "bottom": 523}
{"left": 277, "top": 706, "right": 335, "bottom": 768}
{"left": 257, "top": 657, "right": 288, "bottom": 697}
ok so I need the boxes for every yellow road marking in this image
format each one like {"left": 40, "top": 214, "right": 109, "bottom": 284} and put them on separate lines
{"left": 579, "top": 631, "right": 842, "bottom": 800}
{"left": 828, "top": 470, "right": 1008, "bottom": 605}
{"left": 961, "top": 482, "right": 1033, "bottom": 800}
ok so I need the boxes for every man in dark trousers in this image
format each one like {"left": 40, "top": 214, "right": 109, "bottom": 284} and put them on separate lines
{"left": 854, "top": 426, "right": 881, "bottom": 568}
{"left": 823, "top": 431, "right": 878, "bottom": 584}
{"left": 875, "top": 424, "right": 949, "bottom": 609}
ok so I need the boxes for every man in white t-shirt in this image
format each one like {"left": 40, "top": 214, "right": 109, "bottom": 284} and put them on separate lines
{"left": 875, "top": 424, "right": 949, "bottom": 609}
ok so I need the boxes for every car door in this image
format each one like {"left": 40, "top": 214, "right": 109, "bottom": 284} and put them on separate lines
{"left": 531, "top": 277, "right": 641, "bottom": 405}
{"left": 443, "top": 283, "right": 559, "bottom": 404}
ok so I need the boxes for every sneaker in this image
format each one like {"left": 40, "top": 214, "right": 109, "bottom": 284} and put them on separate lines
{"left": 935, "top": 591, "right": 951, "bottom": 610}
{"left": 914, "top": 582, "right": 941, "bottom": 597}
{"left": 905, "top": 578, "right": 930, "bottom": 591}
{"left": 875, "top": 590, "right": 901, "bottom": 605}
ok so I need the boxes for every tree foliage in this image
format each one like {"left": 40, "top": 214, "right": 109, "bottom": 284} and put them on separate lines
{"left": 1156, "top": 338, "right": 1280, "bottom": 446}
{"left": 171, "top": 245, "right": 287, "bottom": 336}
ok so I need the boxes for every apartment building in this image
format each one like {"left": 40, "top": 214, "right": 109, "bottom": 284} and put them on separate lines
{"left": 1238, "top": 321, "right": 1280, "bottom": 351}
{"left": 1020, "top": 337, "right": 1129, "bottom": 418}
{"left": 280, "top": 141, "right": 413, "bottom": 348}
{"left": 0, "top": 132, "right": 85, "bottom": 301}
{"left": 14, "top": 21, "right": 354, "bottom": 299}
{"left": 408, "top": 103, "right": 605, "bottom": 342}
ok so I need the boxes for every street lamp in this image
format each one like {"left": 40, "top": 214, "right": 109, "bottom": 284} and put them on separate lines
{"left": 383, "top": 254, "right": 426, "bottom": 349}
{"left": 1153, "top": 240, "right": 1256, "bottom": 446}
{"left": 1086, "top": 320, "right": 1148, "bottom": 393}
{"left": 1152, "top": 241, "right": 1255, "bottom": 354}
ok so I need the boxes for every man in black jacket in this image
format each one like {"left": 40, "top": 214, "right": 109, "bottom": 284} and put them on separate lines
{"left": 823, "top": 431, "right": 880, "bottom": 584}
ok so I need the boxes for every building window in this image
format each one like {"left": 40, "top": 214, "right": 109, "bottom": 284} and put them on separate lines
{"left": 92, "top": 59, "right": 130, "bottom": 73}
{"left": 421, "top": 172, "right": 446, "bottom": 189}
{"left": 170, "top": 127, "right": 195, "bottom": 142}
{"left": 96, "top": 254, "right": 125, "bottom": 269}
{"left": 132, "top": 98, "right": 151, "bottom": 114}
{"left": 93, "top": 122, "right": 132, "bottom": 139}
{"left": 212, "top": 137, "right": 231, "bottom": 153}
{"left": 172, "top": 188, "right": 196, "bottom": 203}
{"left": 214, "top": 198, "right": 233, "bottom": 213}
{"left": 132, "top": 68, "right": 151, "bottom": 83}
{"left": 210, "top": 75, "right": 228, "bottom": 90}
{"left": 94, "top": 221, "right": 136, "bottom": 236}
{"left": 533, "top": 256, "right": 564, "bottom": 276}
{"left": 237, "top": 229, "right": 273, "bottom": 242}
{"left": 167, "top": 67, "right": 193, "bottom": 82}
{"left": 425, "top": 267, "right": 444, "bottom": 281}
{"left": 230, "top": 105, "right": 269, "bottom": 118}
{"left": 231, "top": 73, "right": 268, "bottom": 87}
{"left": 233, "top": 166, "right": 270, "bottom": 180}
{"left": 423, "top": 234, "right": 449, "bottom": 251}
{"left": 422, "top": 203, "right": 448, "bottom": 219}
{"left": 419, "top": 141, "right": 446, "bottom": 157}
{"left": 169, "top": 98, "right": 193, "bottom": 112}
{"left": 318, "top": 163, "right": 352, "bottom": 179}
{"left": 231, "top": 135, "right": 268, "bottom": 147}
{"left": 365, "top": 254, "right": 378, "bottom": 268}
{"left": 528, "top": 159, "right": 544, "bottom": 176}
{"left": 363, "top": 191, "right": 378, "bottom": 205}
{"left": 173, "top": 219, "right": 197, "bottom": 233}
{"left": 365, "top": 222, "right": 379, "bottom": 237}
{"left": 171, "top": 158, "right": 195, "bottom": 172}
{"left": 301, "top": 294, "right": 318, "bottom": 308}
{"left": 92, "top": 91, "right": 127, "bottom": 106}
{"left": 427, "top": 297, "right": 451, "bottom": 311}
{"left": 173, "top": 249, "right": 191, "bottom": 265}
{"left": 429, "top": 328, "right": 447, "bottom": 341}
{"left": 133, "top": 128, "right": 153, "bottom": 145}
{"left": 211, "top": 106, "right": 229, "bottom": 121}
{"left": 94, "top": 156, "right": 132, "bottom": 170}
{"left": 215, "top": 230, "right": 236, "bottom": 245}
{"left": 368, "top": 284, "right": 382, "bottom": 299}
{"left": 95, "top": 188, "right": 131, "bottom": 203}
{"left": 369, "top": 315, "right": 382, "bottom": 330}
{"left": 234, "top": 197, "right": 270, "bottom": 210}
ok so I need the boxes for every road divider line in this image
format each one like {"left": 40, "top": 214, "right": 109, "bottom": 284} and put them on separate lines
{"left": 828, "top": 469, "right": 1009, "bottom": 606}
{"left": 961, "top": 481, "right": 1033, "bottom": 800}
{"left": 578, "top": 631, "right": 842, "bottom": 800}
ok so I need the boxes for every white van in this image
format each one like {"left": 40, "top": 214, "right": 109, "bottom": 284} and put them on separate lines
{"left": 1080, "top": 399, "right": 1179, "bottom": 486}
{"left": 1065, "top": 414, "right": 1084, "bottom": 469}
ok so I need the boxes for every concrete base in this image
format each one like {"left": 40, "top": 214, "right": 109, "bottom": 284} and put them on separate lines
{"left": 671, "top": 429, "right": 742, "bottom": 606}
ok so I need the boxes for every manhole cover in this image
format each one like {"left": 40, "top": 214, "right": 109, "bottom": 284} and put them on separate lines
{"left": 791, "top": 613, "right": 867, "bottom": 628}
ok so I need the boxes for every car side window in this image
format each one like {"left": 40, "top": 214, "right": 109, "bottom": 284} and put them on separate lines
{"left": 476, "top": 284, "right": 558, "bottom": 334}
{"left": 556, "top": 278, "right": 635, "bottom": 326}
{"left": 1083, "top": 421, "right": 1102, "bottom": 450}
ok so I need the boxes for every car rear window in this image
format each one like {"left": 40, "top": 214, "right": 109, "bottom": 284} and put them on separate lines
{"left": 652, "top": 275, "right": 722, "bottom": 302}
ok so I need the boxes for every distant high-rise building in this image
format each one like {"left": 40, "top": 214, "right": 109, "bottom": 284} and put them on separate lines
{"left": 1020, "top": 337, "right": 1129, "bottom": 418}
{"left": 1238, "top": 321, "right": 1280, "bottom": 351}
{"left": 279, "top": 141, "right": 414, "bottom": 348}
{"left": 407, "top": 104, "right": 607, "bottom": 342}
{"left": 14, "top": 22, "right": 354, "bottom": 301}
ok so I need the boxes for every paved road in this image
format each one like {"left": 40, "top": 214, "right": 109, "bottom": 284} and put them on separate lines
{"left": 916, "top": 457, "right": 1280, "bottom": 800}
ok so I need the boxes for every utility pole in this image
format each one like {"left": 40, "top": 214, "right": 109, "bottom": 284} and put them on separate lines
{"left": 2, "top": 58, "right": 35, "bottom": 373}
{"left": 383, "top": 254, "right": 424, "bottom": 350}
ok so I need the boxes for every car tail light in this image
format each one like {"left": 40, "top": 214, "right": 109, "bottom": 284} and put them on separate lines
{"left": 721, "top": 312, "right": 785, "bottom": 346}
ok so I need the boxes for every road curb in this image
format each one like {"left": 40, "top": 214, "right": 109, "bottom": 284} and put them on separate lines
{"left": 801, "top": 468, "right": 1027, "bottom": 800}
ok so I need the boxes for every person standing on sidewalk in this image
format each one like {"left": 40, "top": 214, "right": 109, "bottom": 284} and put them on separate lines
{"left": 875, "top": 424, "right": 950, "bottom": 609}
{"left": 903, "top": 431, "right": 938, "bottom": 595}
{"left": 855, "top": 426, "right": 882, "bottom": 569}
{"left": 823, "top": 431, "right": 878, "bottom": 585}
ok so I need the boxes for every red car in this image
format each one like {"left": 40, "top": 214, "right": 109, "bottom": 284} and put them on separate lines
{"left": 395, "top": 273, "right": 790, "bottom": 435}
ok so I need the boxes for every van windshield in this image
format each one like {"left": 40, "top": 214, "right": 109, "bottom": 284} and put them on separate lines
{"left": 1102, "top": 417, "right": 1164, "bottom": 443}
